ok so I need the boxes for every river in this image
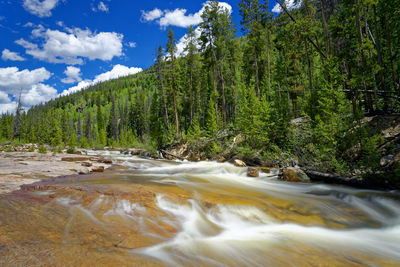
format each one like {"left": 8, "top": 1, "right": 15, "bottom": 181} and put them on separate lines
{"left": 0, "top": 151, "right": 399, "bottom": 266}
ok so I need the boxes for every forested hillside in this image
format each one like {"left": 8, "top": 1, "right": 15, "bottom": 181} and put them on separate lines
{"left": 1, "top": 0, "right": 399, "bottom": 177}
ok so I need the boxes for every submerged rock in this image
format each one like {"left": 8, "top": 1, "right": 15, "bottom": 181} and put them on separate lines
{"left": 247, "top": 167, "right": 259, "bottom": 177}
{"left": 280, "top": 167, "right": 310, "bottom": 182}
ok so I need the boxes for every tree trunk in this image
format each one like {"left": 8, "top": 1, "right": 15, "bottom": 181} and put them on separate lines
{"left": 220, "top": 70, "right": 227, "bottom": 127}
{"left": 254, "top": 49, "right": 260, "bottom": 99}
{"left": 190, "top": 66, "right": 194, "bottom": 124}
{"left": 172, "top": 76, "right": 179, "bottom": 139}
{"left": 266, "top": 26, "right": 271, "bottom": 98}
{"left": 320, "top": 0, "right": 330, "bottom": 55}
{"left": 158, "top": 67, "right": 169, "bottom": 130}
{"left": 373, "top": 5, "right": 387, "bottom": 111}
{"left": 304, "top": 40, "right": 312, "bottom": 91}
{"left": 211, "top": 67, "right": 219, "bottom": 126}
{"left": 383, "top": 13, "right": 397, "bottom": 92}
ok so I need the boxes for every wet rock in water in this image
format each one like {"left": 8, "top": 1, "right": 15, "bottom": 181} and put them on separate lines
{"left": 279, "top": 167, "right": 310, "bottom": 182}
{"left": 98, "top": 158, "right": 112, "bottom": 164}
{"left": 131, "top": 149, "right": 142, "bottom": 156}
{"left": 217, "top": 157, "right": 226, "bottom": 163}
{"left": 78, "top": 168, "right": 90, "bottom": 174}
{"left": 189, "top": 153, "right": 201, "bottom": 162}
{"left": 247, "top": 167, "right": 259, "bottom": 177}
{"left": 91, "top": 166, "right": 105, "bottom": 173}
{"left": 61, "top": 157, "right": 90, "bottom": 162}
{"left": 233, "top": 159, "right": 246, "bottom": 167}
{"left": 258, "top": 167, "right": 271, "bottom": 173}
{"left": 261, "top": 160, "right": 274, "bottom": 167}
{"left": 81, "top": 162, "right": 92, "bottom": 167}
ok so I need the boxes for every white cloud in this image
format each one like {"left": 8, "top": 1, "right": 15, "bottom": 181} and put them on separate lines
{"left": 21, "top": 83, "right": 57, "bottom": 106}
{"left": 272, "top": 0, "right": 302, "bottom": 13}
{"left": 97, "top": 1, "right": 109, "bottom": 12}
{"left": 0, "top": 67, "right": 51, "bottom": 92}
{"left": 0, "top": 67, "right": 56, "bottom": 113}
{"left": 1, "top": 49, "right": 26, "bottom": 61}
{"left": 16, "top": 26, "right": 124, "bottom": 65}
{"left": 159, "top": 8, "right": 202, "bottom": 28}
{"left": 23, "top": 22, "right": 35, "bottom": 28}
{"left": 141, "top": 8, "right": 163, "bottom": 21}
{"left": 0, "top": 102, "right": 17, "bottom": 114}
{"left": 23, "top": 0, "right": 59, "bottom": 18}
{"left": 176, "top": 27, "right": 201, "bottom": 56}
{"left": 128, "top": 42, "right": 136, "bottom": 48}
{"left": 142, "top": 2, "right": 232, "bottom": 28}
{"left": 0, "top": 91, "right": 10, "bottom": 104}
{"left": 61, "top": 66, "right": 82, "bottom": 84}
{"left": 60, "top": 64, "right": 142, "bottom": 96}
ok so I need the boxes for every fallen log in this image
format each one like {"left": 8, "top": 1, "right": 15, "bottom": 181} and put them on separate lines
{"left": 301, "top": 168, "right": 363, "bottom": 186}
{"left": 159, "top": 149, "right": 186, "bottom": 161}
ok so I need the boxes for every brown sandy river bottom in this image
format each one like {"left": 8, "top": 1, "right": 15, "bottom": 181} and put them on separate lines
{"left": 0, "top": 151, "right": 400, "bottom": 266}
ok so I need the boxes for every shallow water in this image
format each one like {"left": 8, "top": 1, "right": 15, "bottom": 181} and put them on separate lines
{"left": 0, "top": 151, "right": 399, "bottom": 266}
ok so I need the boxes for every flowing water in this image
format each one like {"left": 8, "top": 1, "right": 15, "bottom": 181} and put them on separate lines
{"left": 0, "top": 151, "right": 400, "bottom": 266}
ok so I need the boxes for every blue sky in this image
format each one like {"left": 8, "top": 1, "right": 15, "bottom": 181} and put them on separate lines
{"left": 0, "top": 0, "right": 283, "bottom": 113}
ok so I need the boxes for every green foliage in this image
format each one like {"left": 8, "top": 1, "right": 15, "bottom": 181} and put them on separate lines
{"left": 0, "top": 0, "right": 398, "bottom": 181}
{"left": 38, "top": 145, "right": 47, "bottom": 154}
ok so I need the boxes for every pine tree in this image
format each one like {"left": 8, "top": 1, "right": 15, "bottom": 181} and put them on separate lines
{"left": 166, "top": 28, "right": 180, "bottom": 139}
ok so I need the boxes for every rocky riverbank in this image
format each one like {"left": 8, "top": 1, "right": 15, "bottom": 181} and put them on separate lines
{"left": 0, "top": 151, "right": 113, "bottom": 194}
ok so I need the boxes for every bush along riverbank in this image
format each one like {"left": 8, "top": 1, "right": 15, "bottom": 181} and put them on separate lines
{"left": 158, "top": 115, "right": 400, "bottom": 190}
{"left": 1, "top": 114, "right": 399, "bottom": 190}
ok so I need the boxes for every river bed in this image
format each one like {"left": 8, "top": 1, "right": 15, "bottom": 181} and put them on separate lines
{"left": 0, "top": 151, "right": 399, "bottom": 266}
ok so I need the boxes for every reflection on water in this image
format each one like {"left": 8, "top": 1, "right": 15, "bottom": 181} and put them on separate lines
{"left": 0, "top": 150, "right": 399, "bottom": 266}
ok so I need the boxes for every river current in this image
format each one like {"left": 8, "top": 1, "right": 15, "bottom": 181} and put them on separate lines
{"left": 0, "top": 151, "right": 399, "bottom": 266}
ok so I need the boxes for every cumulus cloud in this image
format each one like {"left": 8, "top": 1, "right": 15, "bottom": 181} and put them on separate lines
{"left": 141, "top": 2, "right": 232, "bottom": 28}
{"left": 61, "top": 66, "right": 82, "bottom": 84}
{"left": 0, "top": 67, "right": 51, "bottom": 92}
{"left": 16, "top": 26, "right": 124, "bottom": 65}
{"left": 1, "top": 49, "right": 26, "bottom": 61}
{"left": 141, "top": 8, "right": 163, "bottom": 21}
{"left": 0, "top": 66, "right": 56, "bottom": 113}
{"left": 272, "top": 0, "right": 302, "bottom": 13}
{"left": 128, "top": 42, "right": 136, "bottom": 48}
{"left": 0, "top": 102, "right": 18, "bottom": 114}
{"left": 0, "top": 91, "right": 11, "bottom": 104}
{"left": 23, "top": 0, "right": 59, "bottom": 18}
{"left": 60, "top": 64, "right": 142, "bottom": 96}
{"left": 175, "top": 27, "right": 201, "bottom": 56}
{"left": 21, "top": 83, "right": 57, "bottom": 106}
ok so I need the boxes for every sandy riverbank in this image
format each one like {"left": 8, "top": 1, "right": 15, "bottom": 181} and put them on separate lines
{"left": 0, "top": 151, "right": 112, "bottom": 194}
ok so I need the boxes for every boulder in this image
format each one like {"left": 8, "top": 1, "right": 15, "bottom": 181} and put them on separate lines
{"left": 247, "top": 167, "right": 259, "bottom": 177}
{"left": 131, "top": 149, "right": 142, "bottom": 156}
{"left": 81, "top": 162, "right": 92, "bottom": 167}
{"left": 279, "top": 167, "right": 310, "bottom": 182}
{"left": 233, "top": 159, "right": 246, "bottom": 167}
{"left": 98, "top": 158, "right": 112, "bottom": 164}
{"left": 380, "top": 155, "right": 394, "bottom": 166}
{"left": 217, "top": 157, "right": 226, "bottom": 163}
{"left": 91, "top": 166, "right": 105, "bottom": 173}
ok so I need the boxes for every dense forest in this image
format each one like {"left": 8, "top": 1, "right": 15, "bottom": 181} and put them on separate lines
{"left": 1, "top": 0, "right": 399, "bottom": 177}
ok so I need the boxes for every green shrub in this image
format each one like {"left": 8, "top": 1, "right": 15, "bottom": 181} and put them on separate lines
{"left": 38, "top": 145, "right": 47, "bottom": 154}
